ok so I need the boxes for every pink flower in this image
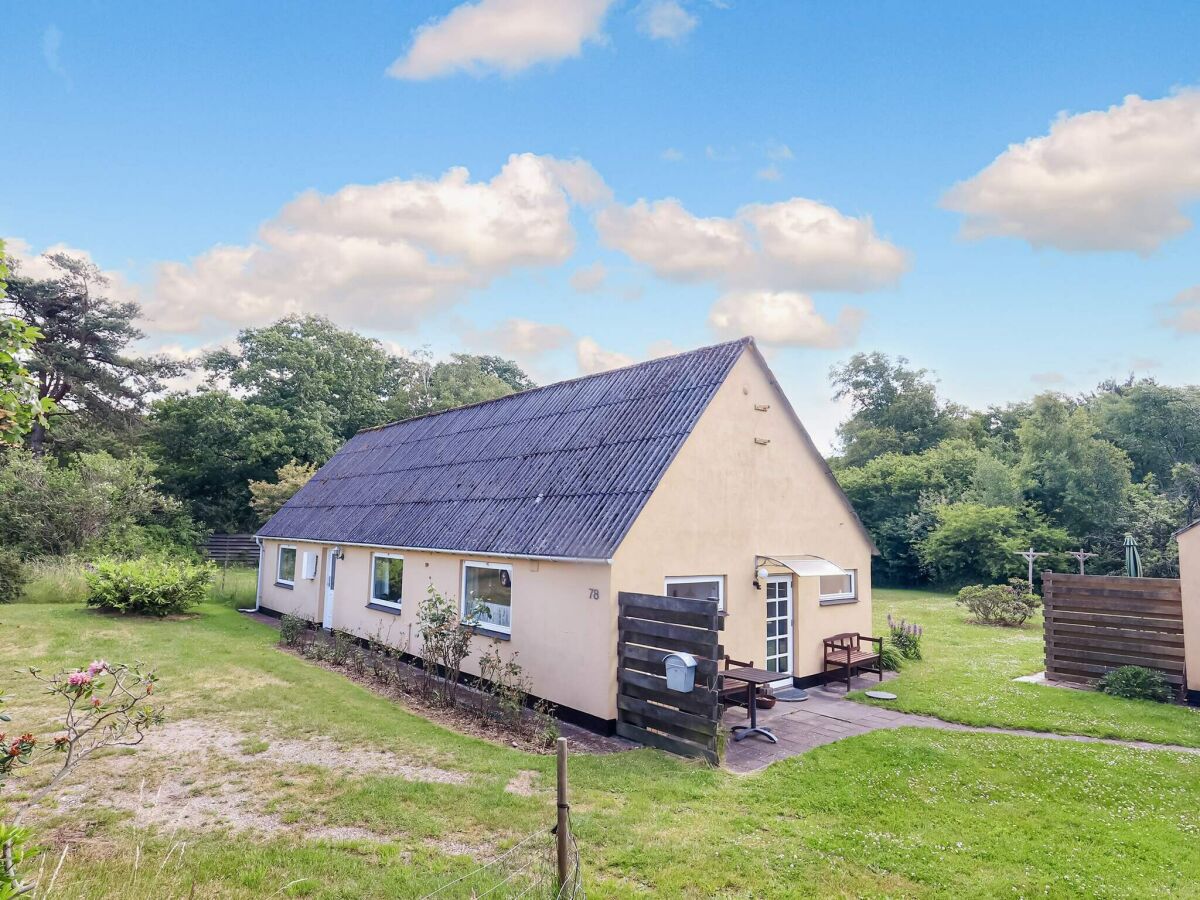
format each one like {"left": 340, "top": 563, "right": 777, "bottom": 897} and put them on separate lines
{"left": 67, "top": 672, "right": 92, "bottom": 687}
{"left": 87, "top": 660, "right": 107, "bottom": 676}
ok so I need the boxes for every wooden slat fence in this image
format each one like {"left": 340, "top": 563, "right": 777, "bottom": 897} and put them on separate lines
{"left": 204, "top": 533, "right": 260, "bottom": 565}
{"left": 1042, "top": 572, "right": 1185, "bottom": 691}
{"left": 616, "top": 591, "right": 723, "bottom": 764}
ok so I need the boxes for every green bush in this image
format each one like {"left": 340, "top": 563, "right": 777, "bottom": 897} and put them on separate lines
{"left": 279, "top": 613, "right": 308, "bottom": 646}
{"left": 955, "top": 579, "right": 1041, "bottom": 627}
{"left": 20, "top": 556, "right": 89, "bottom": 604}
{"left": 879, "top": 643, "right": 904, "bottom": 672}
{"left": 1097, "top": 666, "right": 1172, "bottom": 703}
{"left": 0, "top": 549, "right": 27, "bottom": 603}
{"left": 85, "top": 556, "right": 214, "bottom": 617}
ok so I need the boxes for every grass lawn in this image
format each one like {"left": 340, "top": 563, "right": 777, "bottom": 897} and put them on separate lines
{"left": 0, "top": 582, "right": 1198, "bottom": 897}
{"left": 858, "top": 588, "right": 1200, "bottom": 747}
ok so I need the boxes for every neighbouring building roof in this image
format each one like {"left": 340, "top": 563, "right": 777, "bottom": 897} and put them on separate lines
{"left": 258, "top": 338, "right": 752, "bottom": 560}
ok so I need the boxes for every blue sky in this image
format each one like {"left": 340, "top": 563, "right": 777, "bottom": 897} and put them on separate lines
{"left": 4, "top": 0, "right": 1199, "bottom": 449}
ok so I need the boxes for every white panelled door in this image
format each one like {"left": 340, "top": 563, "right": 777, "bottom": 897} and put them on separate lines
{"left": 765, "top": 576, "right": 792, "bottom": 682}
{"left": 322, "top": 549, "right": 337, "bottom": 630}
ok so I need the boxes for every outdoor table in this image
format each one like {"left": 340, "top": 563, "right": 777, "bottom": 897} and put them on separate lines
{"left": 721, "top": 666, "right": 779, "bottom": 744}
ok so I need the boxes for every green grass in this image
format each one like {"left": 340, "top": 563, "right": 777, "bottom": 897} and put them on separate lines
{"left": 19, "top": 556, "right": 90, "bottom": 604}
{"left": 2, "top": 596, "right": 1199, "bottom": 897}
{"left": 858, "top": 588, "right": 1200, "bottom": 746}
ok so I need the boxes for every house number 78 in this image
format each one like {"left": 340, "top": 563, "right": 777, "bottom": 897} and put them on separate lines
{"left": 588, "top": 588, "right": 600, "bottom": 600}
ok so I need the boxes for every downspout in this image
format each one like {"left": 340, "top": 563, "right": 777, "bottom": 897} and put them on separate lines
{"left": 247, "top": 536, "right": 264, "bottom": 613}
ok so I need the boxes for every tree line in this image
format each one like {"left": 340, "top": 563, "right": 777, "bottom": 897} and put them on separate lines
{"left": 0, "top": 247, "right": 535, "bottom": 558}
{"left": 830, "top": 353, "right": 1200, "bottom": 586}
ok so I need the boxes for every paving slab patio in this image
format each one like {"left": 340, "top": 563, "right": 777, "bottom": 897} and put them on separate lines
{"left": 721, "top": 673, "right": 1200, "bottom": 772}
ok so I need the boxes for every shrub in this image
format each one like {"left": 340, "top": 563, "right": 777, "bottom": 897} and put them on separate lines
{"left": 956, "top": 579, "right": 1042, "bottom": 627}
{"left": 887, "top": 613, "right": 924, "bottom": 660}
{"left": 0, "top": 550, "right": 27, "bottom": 604}
{"left": 417, "top": 585, "right": 484, "bottom": 707}
{"left": 331, "top": 631, "right": 355, "bottom": 666}
{"left": 879, "top": 643, "right": 904, "bottom": 672}
{"left": 85, "top": 556, "right": 213, "bottom": 617}
{"left": 1098, "top": 666, "right": 1172, "bottom": 703}
{"left": 477, "top": 645, "right": 532, "bottom": 728}
{"left": 279, "top": 614, "right": 307, "bottom": 646}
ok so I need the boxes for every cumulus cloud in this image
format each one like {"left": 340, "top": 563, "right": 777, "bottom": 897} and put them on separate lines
{"left": 389, "top": 0, "right": 614, "bottom": 79}
{"left": 570, "top": 261, "right": 607, "bottom": 293}
{"left": 464, "top": 317, "right": 573, "bottom": 357}
{"left": 596, "top": 195, "right": 908, "bottom": 292}
{"left": 637, "top": 0, "right": 698, "bottom": 41}
{"left": 943, "top": 89, "right": 1200, "bottom": 254}
{"left": 143, "top": 153, "right": 605, "bottom": 335}
{"left": 1164, "top": 286, "right": 1200, "bottom": 334}
{"left": 575, "top": 336, "right": 634, "bottom": 374}
{"left": 708, "top": 290, "right": 864, "bottom": 348}
{"left": 3, "top": 236, "right": 134, "bottom": 298}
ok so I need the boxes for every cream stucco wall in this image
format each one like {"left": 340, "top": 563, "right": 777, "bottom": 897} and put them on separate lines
{"left": 610, "top": 349, "right": 876, "bottom": 680}
{"left": 259, "top": 538, "right": 616, "bottom": 720}
{"left": 1178, "top": 525, "right": 1200, "bottom": 694}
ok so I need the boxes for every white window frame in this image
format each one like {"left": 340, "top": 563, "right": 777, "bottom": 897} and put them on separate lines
{"left": 276, "top": 545, "right": 297, "bottom": 587}
{"left": 462, "top": 560, "right": 514, "bottom": 634}
{"left": 819, "top": 568, "right": 857, "bottom": 603}
{"left": 370, "top": 552, "right": 405, "bottom": 609}
{"left": 664, "top": 575, "right": 726, "bottom": 611}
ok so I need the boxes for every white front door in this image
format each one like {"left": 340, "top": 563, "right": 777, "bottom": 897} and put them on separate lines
{"left": 765, "top": 575, "right": 792, "bottom": 683}
{"left": 322, "top": 549, "right": 337, "bottom": 630}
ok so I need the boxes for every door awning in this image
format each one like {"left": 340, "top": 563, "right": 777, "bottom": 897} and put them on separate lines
{"left": 757, "top": 555, "right": 847, "bottom": 578}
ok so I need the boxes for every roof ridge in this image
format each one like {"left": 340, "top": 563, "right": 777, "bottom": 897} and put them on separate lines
{"left": 356, "top": 335, "right": 754, "bottom": 435}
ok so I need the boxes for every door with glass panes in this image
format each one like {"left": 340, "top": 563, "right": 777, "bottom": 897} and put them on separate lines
{"left": 765, "top": 575, "right": 792, "bottom": 681}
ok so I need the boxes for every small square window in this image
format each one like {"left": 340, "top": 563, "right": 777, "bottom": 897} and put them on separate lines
{"left": 664, "top": 576, "right": 725, "bottom": 611}
{"left": 464, "top": 562, "right": 513, "bottom": 633}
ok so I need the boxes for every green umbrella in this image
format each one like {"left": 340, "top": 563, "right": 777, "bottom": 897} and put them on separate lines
{"left": 1123, "top": 533, "right": 1143, "bottom": 578}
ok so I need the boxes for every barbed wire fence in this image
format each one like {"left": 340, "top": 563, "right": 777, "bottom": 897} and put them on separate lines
{"left": 419, "top": 738, "right": 584, "bottom": 899}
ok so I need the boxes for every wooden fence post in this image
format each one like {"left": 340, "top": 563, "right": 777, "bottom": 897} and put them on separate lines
{"left": 556, "top": 736, "right": 570, "bottom": 892}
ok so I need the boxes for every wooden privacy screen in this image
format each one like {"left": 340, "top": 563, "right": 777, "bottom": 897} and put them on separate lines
{"left": 1042, "top": 572, "right": 1185, "bottom": 691}
{"left": 616, "top": 591, "right": 724, "bottom": 764}
{"left": 205, "top": 533, "right": 260, "bottom": 565}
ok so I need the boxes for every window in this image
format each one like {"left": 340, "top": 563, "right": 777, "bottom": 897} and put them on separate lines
{"left": 371, "top": 553, "right": 404, "bottom": 608}
{"left": 277, "top": 546, "right": 297, "bottom": 586}
{"left": 463, "top": 561, "right": 513, "bottom": 633}
{"left": 664, "top": 575, "right": 725, "bottom": 611}
{"left": 819, "top": 569, "right": 857, "bottom": 603}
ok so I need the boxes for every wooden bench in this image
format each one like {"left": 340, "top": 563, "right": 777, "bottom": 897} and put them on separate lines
{"left": 719, "top": 655, "right": 755, "bottom": 717}
{"left": 822, "top": 633, "right": 883, "bottom": 692}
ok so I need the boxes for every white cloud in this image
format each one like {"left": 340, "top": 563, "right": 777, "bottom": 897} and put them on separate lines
{"left": 661, "top": 147, "right": 684, "bottom": 162}
{"left": 1164, "top": 286, "right": 1200, "bottom": 334}
{"left": 575, "top": 336, "right": 634, "bottom": 374}
{"left": 756, "top": 165, "right": 782, "bottom": 182}
{"left": 708, "top": 290, "right": 864, "bottom": 348}
{"left": 42, "top": 25, "right": 70, "bottom": 87}
{"left": 943, "top": 89, "right": 1200, "bottom": 254}
{"left": 1031, "top": 371, "right": 1067, "bottom": 385}
{"left": 596, "top": 196, "right": 908, "bottom": 292}
{"left": 389, "top": 0, "right": 614, "bottom": 80}
{"left": 144, "top": 153, "right": 605, "bottom": 335}
{"left": 3, "top": 236, "right": 134, "bottom": 298}
{"left": 466, "top": 317, "right": 573, "bottom": 358}
{"left": 764, "top": 140, "right": 793, "bottom": 162}
{"left": 637, "top": 0, "right": 698, "bottom": 41}
{"left": 569, "top": 261, "right": 607, "bottom": 293}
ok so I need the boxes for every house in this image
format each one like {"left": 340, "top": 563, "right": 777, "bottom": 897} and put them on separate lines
{"left": 1177, "top": 520, "right": 1200, "bottom": 705}
{"left": 255, "top": 337, "right": 878, "bottom": 732}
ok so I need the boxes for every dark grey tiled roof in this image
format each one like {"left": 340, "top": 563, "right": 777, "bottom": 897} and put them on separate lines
{"left": 258, "top": 338, "right": 751, "bottom": 559}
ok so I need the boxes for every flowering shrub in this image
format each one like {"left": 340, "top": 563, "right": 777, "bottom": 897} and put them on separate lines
{"left": 1, "top": 660, "right": 163, "bottom": 895}
{"left": 887, "top": 613, "right": 924, "bottom": 660}
{"left": 956, "top": 579, "right": 1041, "bottom": 627}
{"left": 85, "top": 556, "right": 213, "bottom": 616}
{"left": 278, "top": 613, "right": 308, "bottom": 646}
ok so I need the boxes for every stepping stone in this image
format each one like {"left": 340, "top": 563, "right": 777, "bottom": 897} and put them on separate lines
{"left": 865, "top": 690, "right": 898, "bottom": 700}
{"left": 773, "top": 687, "right": 809, "bottom": 702}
